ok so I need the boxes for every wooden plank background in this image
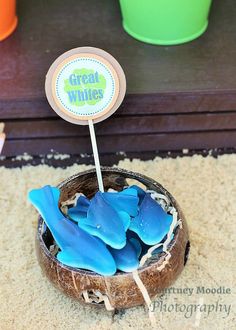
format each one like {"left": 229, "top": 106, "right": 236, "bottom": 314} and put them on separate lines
{"left": 1, "top": 92, "right": 236, "bottom": 120}
{"left": 0, "top": 0, "right": 236, "bottom": 161}
{"left": 3, "top": 131, "right": 236, "bottom": 157}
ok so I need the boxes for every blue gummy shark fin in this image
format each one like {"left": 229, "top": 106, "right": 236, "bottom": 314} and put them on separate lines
{"left": 117, "top": 211, "right": 131, "bottom": 231}
{"left": 67, "top": 196, "right": 90, "bottom": 222}
{"left": 129, "top": 185, "right": 146, "bottom": 204}
{"left": 108, "top": 239, "right": 139, "bottom": 272}
{"left": 67, "top": 209, "right": 87, "bottom": 222}
{"left": 51, "top": 187, "right": 61, "bottom": 205}
{"left": 76, "top": 195, "right": 90, "bottom": 210}
{"left": 102, "top": 188, "right": 139, "bottom": 217}
{"left": 28, "top": 185, "right": 62, "bottom": 224}
{"left": 129, "top": 193, "right": 173, "bottom": 245}
{"left": 129, "top": 238, "right": 142, "bottom": 257}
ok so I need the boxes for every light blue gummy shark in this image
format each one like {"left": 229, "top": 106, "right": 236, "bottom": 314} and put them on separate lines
{"left": 28, "top": 185, "right": 117, "bottom": 276}
{"left": 129, "top": 192, "right": 173, "bottom": 245}
{"left": 108, "top": 238, "right": 141, "bottom": 272}
{"left": 78, "top": 191, "right": 130, "bottom": 249}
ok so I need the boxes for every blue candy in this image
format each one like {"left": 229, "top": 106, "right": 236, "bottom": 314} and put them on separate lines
{"left": 102, "top": 187, "right": 139, "bottom": 217}
{"left": 108, "top": 238, "right": 141, "bottom": 272}
{"left": 129, "top": 193, "right": 173, "bottom": 245}
{"left": 28, "top": 182, "right": 174, "bottom": 276}
{"left": 129, "top": 185, "right": 146, "bottom": 204}
{"left": 28, "top": 186, "right": 116, "bottom": 276}
{"left": 68, "top": 195, "right": 90, "bottom": 222}
{"left": 78, "top": 191, "right": 129, "bottom": 249}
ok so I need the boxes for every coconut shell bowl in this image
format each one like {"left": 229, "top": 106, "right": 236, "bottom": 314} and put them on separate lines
{"left": 35, "top": 167, "right": 190, "bottom": 310}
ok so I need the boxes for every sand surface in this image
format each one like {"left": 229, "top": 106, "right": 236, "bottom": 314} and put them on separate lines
{"left": 0, "top": 155, "right": 235, "bottom": 330}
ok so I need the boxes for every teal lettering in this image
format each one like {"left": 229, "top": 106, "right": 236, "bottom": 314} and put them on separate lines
{"left": 88, "top": 89, "right": 92, "bottom": 100}
{"left": 98, "top": 89, "right": 103, "bottom": 99}
{"left": 82, "top": 74, "right": 88, "bottom": 84}
{"left": 88, "top": 73, "right": 95, "bottom": 84}
{"left": 84, "top": 89, "right": 88, "bottom": 101}
{"left": 92, "top": 89, "right": 98, "bottom": 100}
{"left": 95, "top": 71, "right": 99, "bottom": 83}
{"left": 67, "top": 90, "right": 77, "bottom": 102}
{"left": 69, "top": 74, "right": 77, "bottom": 86}
{"left": 77, "top": 90, "right": 85, "bottom": 102}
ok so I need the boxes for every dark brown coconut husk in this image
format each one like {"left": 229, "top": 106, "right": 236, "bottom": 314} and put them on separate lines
{"left": 35, "top": 167, "right": 190, "bottom": 310}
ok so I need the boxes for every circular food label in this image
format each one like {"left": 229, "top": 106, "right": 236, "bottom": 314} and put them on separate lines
{"left": 45, "top": 47, "right": 126, "bottom": 125}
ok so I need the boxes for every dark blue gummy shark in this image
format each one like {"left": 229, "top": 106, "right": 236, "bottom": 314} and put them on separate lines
{"left": 68, "top": 187, "right": 138, "bottom": 221}
{"left": 28, "top": 185, "right": 117, "bottom": 276}
{"left": 70, "top": 188, "right": 139, "bottom": 249}
{"left": 78, "top": 191, "right": 131, "bottom": 249}
{"left": 102, "top": 187, "right": 139, "bottom": 217}
{"left": 129, "top": 190, "right": 173, "bottom": 245}
{"left": 108, "top": 238, "right": 142, "bottom": 272}
{"left": 129, "top": 185, "right": 146, "bottom": 204}
{"left": 68, "top": 195, "right": 90, "bottom": 222}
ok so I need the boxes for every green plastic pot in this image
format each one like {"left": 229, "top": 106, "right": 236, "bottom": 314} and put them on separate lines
{"left": 119, "top": 0, "right": 212, "bottom": 45}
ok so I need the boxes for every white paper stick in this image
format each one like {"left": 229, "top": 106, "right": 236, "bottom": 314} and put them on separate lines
{"left": 88, "top": 119, "right": 104, "bottom": 192}
{"left": 0, "top": 133, "right": 6, "bottom": 154}
{"left": 0, "top": 123, "right": 5, "bottom": 134}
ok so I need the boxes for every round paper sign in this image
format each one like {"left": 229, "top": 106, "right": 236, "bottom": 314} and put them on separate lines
{"left": 45, "top": 47, "right": 126, "bottom": 125}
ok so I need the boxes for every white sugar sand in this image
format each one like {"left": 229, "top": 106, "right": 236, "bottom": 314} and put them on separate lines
{"left": 0, "top": 155, "right": 235, "bottom": 330}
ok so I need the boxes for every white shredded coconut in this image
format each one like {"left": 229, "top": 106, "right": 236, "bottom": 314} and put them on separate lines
{"left": 82, "top": 290, "right": 114, "bottom": 311}
{"left": 132, "top": 270, "right": 156, "bottom": 327}
{"left": 61, "top": 192, "right": 83, "bottom": 208}
{"left": 133, "top": 191, "right": 180, "bottom": 327}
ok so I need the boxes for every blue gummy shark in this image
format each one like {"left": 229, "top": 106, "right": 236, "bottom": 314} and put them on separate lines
{"left": 68, "top": 187, "right": 139, "bottom": 222}
{"left": 129, "top": 193, "right": 173, "bottom": 245}
{"left": 78, "top": 191, "right": 129, "bottom": 249}
{"left": 129, "top": 185, "right": 146, "bottom": 204}
{"left": 28, "top": 185, "right": 117, "bottom": 276}
{"left": 108, "top": 238, "right": 141, "bottom": 272}
{"left": 67, "top": 195, "right": 90, "bottom": 222}
{"left": 102, "top": 187, "right": 139, "bottom": 217}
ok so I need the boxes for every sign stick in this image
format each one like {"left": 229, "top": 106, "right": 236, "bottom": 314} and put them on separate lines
{"left": 88, "top": 119, "right": 104, "bottom": 192}
{"left": 0, "top": 123, "right": 6, "bottom": 154}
